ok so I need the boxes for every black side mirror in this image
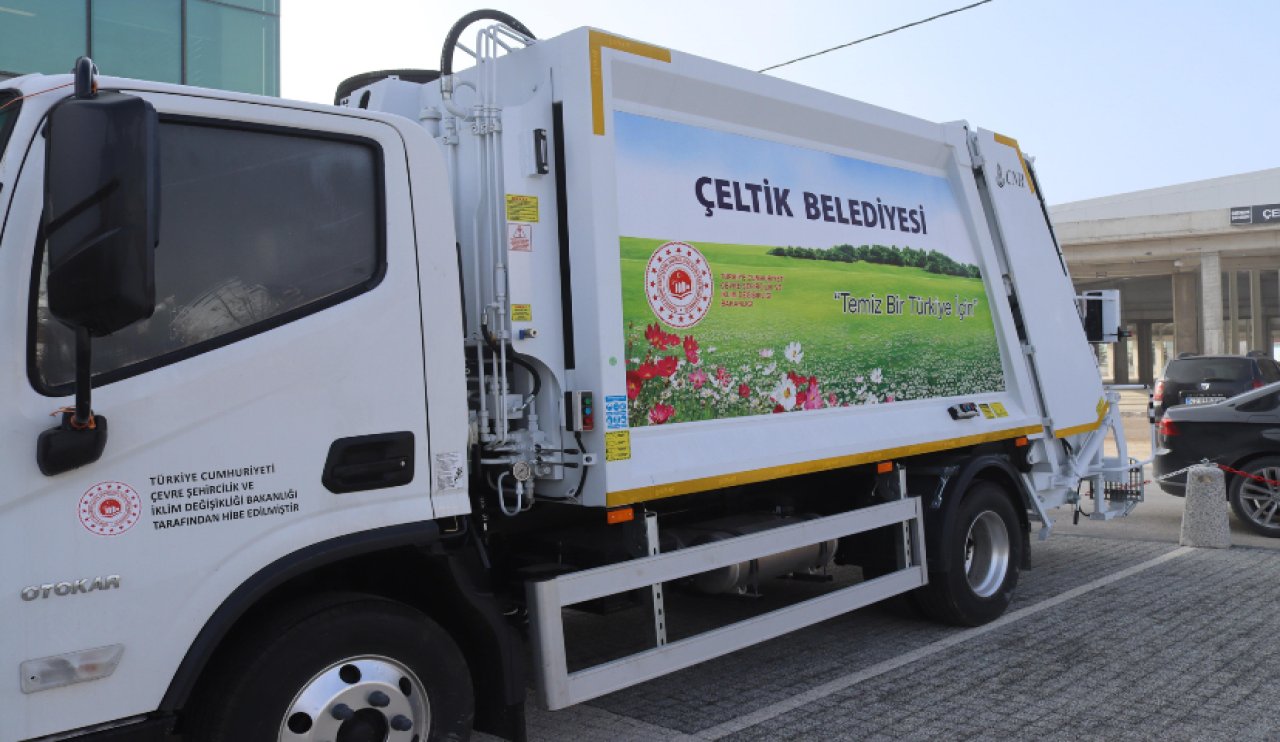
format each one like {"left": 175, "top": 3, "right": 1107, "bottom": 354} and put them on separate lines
{"left": 37, "top": 57, "right": 160, "bottom": 476}
{"left": 45, "top": 71, "right": 159, "bottom": 334}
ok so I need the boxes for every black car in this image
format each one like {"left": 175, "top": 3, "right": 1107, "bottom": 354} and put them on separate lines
{"left": 1154, "top": 382, "right": 1280, "bottom": 536}
{"left": 1152, "top": 352, "right": 1280, "bottom": 418}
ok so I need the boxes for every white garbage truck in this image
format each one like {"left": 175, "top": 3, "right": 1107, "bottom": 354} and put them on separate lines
{"left": 0, "top": 11, "right": 1141, "bottom": 741}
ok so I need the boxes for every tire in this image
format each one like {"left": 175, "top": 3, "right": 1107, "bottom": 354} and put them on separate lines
{"left": 912, "top": 481, "right": 1022, "bottom": 626}
{"left": 1229, "top": 456, "right": 1280, "bottom": 537}
{"left": 185, "top": 593, "right": 473, "bottom": 742}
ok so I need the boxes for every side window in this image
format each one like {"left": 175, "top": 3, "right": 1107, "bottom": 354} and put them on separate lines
{"left": 32, "top": 119, "right": 383, "bottom": 392}
{"left": 1261, "top": 361, "right": 1280, "bottom": 384}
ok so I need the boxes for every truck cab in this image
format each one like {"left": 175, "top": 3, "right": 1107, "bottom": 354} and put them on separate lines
{"left": 0, "top": 71, "right": 478, "bottom": 741}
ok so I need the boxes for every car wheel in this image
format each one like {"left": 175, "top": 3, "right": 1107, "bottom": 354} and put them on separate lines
{"left": 185, "top": 593, "right": 473, "bottom": 742}
{"left": 912, "top": 481, "right": 1022, "bottom": 626}
{"left": 1229, "top": 456, "right": 1280, "bottom": 537}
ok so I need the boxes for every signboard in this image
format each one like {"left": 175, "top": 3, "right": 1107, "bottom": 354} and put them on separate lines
{"left": 613, "top": 111, "right": 1004, "bottom": 428}
{"left": 1230, "top": 204, "right": 1280, "bottom": 226}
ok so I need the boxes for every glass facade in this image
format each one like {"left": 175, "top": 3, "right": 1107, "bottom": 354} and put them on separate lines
{"left": 0, "top": 0, "right": 279, "bottom": 96}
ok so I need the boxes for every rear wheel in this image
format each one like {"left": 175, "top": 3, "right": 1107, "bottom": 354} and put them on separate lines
{"left": 1229, "top": 456, "right": 1280, "bottom": 537}
{"left": 913, "top": 481, "right": 1022, "bottom": 626}
{"left": 186, "top": 594, "right": 473, "bottom": 742}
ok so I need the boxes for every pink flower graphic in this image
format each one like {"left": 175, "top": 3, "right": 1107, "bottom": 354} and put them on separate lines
{"left": 649, "top": 403, "right": 675, "bottom": 425}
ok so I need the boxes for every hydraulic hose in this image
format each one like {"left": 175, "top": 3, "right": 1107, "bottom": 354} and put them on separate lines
{"left": 481, "top": 318, "right": 542, "bottom": 399}
{"left": 439, "top": 10, "right": 535, "bottom": 77}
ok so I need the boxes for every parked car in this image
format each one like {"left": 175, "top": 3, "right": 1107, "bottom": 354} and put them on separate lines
{"left": 1154, "top": 381, "right": 1280, "bottom": 536}
{"left": 1152, "top": 352, "right": 1280, "bottom": 418}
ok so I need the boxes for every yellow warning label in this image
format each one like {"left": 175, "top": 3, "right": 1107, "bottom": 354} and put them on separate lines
{"left": 605, "top": 431, "right": 631, "bottom": 461}
{"left": 978, "top": 403, "right": 996, "bottom": 419}
{"left": 511, "top": 304, "right": 532, "bottom": 322}
{"left": 505, "top": 194, "right": 539, "bottom": 223}
{"left": 990, "top": 402, "right": 1009, "bottom": 418}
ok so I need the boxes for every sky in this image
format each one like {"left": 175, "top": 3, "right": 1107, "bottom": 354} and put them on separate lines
{"left": 281, "top": 0, "right": 1280, "bottom": 205}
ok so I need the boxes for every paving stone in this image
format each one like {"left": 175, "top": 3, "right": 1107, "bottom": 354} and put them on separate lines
{"left": 478, "top": 536, "right": 1280, "bottom": 741}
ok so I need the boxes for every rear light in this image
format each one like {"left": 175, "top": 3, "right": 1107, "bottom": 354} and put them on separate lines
{"left": 1157, "top": 417, "right": 1179, "bottom": 437}
{"left": 1153, "top": 380, "right": 1165, "bottom": 402}
{"left": 1253, "top": 378, "right": 1264, "bottom": 389}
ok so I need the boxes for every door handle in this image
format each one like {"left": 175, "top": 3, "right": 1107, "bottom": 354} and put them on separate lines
{"left": 323, "top": 432, "right": 415, "bottom": 494}
{"left": 333, "top": 458, "right": 408, "bottom": 478}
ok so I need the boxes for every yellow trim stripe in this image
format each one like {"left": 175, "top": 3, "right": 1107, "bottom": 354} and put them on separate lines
{"left": 589, "top": 30, "right": 671, "bottom": 135}
{"left": 1054, "top": 399, "right": 1110, "bottom": 439}
{"left": 992, "top": 133, "right": 1037, "bottom": 195}
{"left": 605, "top": 425, "right": 1042, "bottom": 507}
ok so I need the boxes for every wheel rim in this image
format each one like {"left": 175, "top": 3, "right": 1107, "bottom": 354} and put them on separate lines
{"left": 279, "top": 655, "right": 429, "bottom": 742}
{"left": 964, "top": 510, "right": 1010, "bottom": 599}
{"left": 1238, "top": 467, "right": 1280, "bottom": 531}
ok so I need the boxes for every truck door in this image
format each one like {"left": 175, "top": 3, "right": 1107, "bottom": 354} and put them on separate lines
{"left": 971, "top": 129, "right": 1105, "bottom": 437}
{"left": 0, "top": 94, "right": 432, "bottom": 738}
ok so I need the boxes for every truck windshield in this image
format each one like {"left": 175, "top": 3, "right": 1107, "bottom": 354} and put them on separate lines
{"left": 0, "top": 91, "right": 18, "bottom": 160}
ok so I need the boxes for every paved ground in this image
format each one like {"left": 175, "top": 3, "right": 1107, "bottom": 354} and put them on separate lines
{"left": 480, "top": 391, "right": 1280, "bottom": 740}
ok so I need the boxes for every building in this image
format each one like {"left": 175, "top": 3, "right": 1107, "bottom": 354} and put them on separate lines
{"left": 0, "top": 0, "right": 279, "bottom": 96}
{"left": 1053, "top": 168, "right": 1280, "bottom": 385}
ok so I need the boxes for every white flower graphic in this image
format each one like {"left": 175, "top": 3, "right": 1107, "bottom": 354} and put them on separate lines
{"left": 770, "top": 376, "right": 798, "bottom": 411}
{"left": 784, "top": 341, "right": 803, "bottom": 364}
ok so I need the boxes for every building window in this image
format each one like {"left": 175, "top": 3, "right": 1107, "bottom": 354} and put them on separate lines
{"left": 93, "top": 0, "right": 182, "bottom": 84}
{"left": 33, "top": 119, "right": 382, "bottom": 392}
{"left": 0, "top": 1, "right": 86, "bottom": 78}
{"left": 0, "top": 1, "right": 279, "bottom": 96}
{"left": 186, "top": 0, "right": 280, "bottom": 96}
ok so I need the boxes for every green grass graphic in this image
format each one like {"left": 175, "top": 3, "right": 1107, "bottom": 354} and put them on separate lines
{"left": 621, "top": 237, "right": 1005, "bottom": 427}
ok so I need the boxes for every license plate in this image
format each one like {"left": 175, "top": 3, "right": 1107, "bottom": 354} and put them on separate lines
{"left": 1183, "top": 395, "right": 1225, "bottom": 405}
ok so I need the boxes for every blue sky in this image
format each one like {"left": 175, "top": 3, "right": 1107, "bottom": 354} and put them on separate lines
{"left": 284, "top": 1, "right": 1280, "bottom": 205}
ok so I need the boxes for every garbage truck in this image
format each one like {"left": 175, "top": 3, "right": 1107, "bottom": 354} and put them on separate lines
{"left": 0, "top": 10, "right": 1141, "bottom": 741}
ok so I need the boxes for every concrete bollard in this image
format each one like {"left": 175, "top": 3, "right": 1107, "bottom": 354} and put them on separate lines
{"left": 1180, "top": 465, "right": 1231, "bottom": 548}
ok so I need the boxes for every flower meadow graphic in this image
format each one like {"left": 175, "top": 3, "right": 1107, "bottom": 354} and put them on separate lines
{"left": 614, "top": 111, "right": 1005, "bottom": 428}
{"left": 622, "top": 238, "right": 1005, "bottom": 427}
{"left": 614, "top": 107, "right": 1003, "bottom": 427}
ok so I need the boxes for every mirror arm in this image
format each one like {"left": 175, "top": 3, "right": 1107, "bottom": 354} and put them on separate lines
{"left": 73, "top": 57, "right": 97, "bottom": 100}
{"left": 74, "top": 327, "right": 92, "bottom": 426}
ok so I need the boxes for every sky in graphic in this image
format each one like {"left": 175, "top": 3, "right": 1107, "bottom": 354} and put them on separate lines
{"left": 282, "top": 1, "right": 1280, "bottom": 205}
{"left": 613, "top": 111, "right": 976, "bottom": 261}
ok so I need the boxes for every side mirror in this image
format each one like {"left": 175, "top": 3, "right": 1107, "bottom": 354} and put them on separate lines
{"left": 44, "top": 85, "right": 159, "bottom": 334}
{"left": 37, "top": 57, "right": 160, "bottom": 476}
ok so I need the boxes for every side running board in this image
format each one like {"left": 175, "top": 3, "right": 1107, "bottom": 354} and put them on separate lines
{"left": 526, "top": 495, "right": 927, "bottom": 710}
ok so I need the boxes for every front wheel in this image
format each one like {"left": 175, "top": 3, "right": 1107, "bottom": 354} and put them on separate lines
{"left": 185, "top": 594, "right": 473, "bottom": 742}
{"left": 1229, "top": 456, "right": 1280, "bottom": 537}
{"left": 913, "top": 481, "right": 1023, "bottom": 626}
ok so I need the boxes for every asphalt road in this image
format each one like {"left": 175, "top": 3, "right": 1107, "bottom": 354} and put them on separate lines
{"left": 477, "top": 390, "right": 1280, "bottom": 740}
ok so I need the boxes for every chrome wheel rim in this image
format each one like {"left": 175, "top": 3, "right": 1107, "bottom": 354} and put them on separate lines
{"left": 964, "top": 511, "right": 1010, "bottom": 598}
{"left": 1239, "top": 467, "right": 1280, "bottom": 531}
{"left": 279, "top": 655, "right": 428, "bottom": 742}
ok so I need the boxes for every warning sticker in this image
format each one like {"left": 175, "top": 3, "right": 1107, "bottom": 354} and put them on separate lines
{"left": 605, "top": 431, "right": 631, "bottom": 461}
{"left": 978, "top": 403, "right": 995, "bottom": 419}
{"left": 505, "top": 194, "right": 539, "bottom": 223}
{"left": 603, "top": 395, "right": 628, "bottom": 430}
{"left": 508, "top": 222, "right": 532, "bottom": 252}
{"left": 990, "top": 402, "right": 1009, "bottom": 418}
{"left": 511, "top": 304, "right": 533, "bottom": 322}
{"left": 434, "top": 451, "right": 465, "bottom": 491}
